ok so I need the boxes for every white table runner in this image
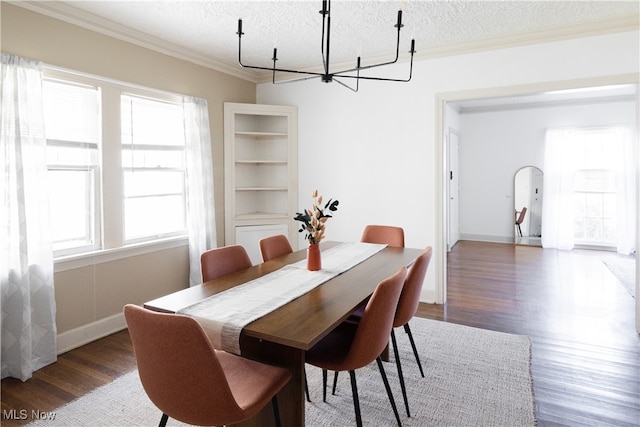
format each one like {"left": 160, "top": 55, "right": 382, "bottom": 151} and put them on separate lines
{"left": 177, "top": 242, "right": 386, "bottom": 355}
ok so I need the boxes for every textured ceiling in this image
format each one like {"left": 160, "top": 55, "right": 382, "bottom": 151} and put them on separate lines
{"left": 20, "top": 0, "right": 640, "bottom": 83}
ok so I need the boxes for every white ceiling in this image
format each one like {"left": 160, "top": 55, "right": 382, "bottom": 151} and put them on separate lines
{"left": 19, "top": 0, "right": 640, "bottom": 84}
{"left": 16, "top": 0, "right": 639, "bottom": 108}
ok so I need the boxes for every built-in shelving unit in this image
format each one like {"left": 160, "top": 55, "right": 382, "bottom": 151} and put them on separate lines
{"left": 223, "top": 103, "right": 298, "bottom": 263}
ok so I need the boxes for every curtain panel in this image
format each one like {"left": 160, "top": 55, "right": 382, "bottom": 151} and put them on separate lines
{"left": 183, "top": 96, "right": 217, "bottom": 286}
{"left": 1, "top": 54, "right": 57, "bottom": 381}
{"left": 542, "top": 127, "right": 637, "bottom": 254}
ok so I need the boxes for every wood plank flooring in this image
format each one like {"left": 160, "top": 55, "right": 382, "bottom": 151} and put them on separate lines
{"left": 418, "top": 241, "right": 639, "bottom": 426}
{"left": 2, "top": 241, "right": 638, "bottom": 426}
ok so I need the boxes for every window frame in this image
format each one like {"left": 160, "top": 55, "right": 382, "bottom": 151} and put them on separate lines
{"left": 120, "top": 92, "right": 188, "bottom": 244}
{"left": 43, "top": 77, "right": 103, "bottom": 257}
{"left": 571, "top": 127, "right": 623, "bottom": 248}
{"left": 43, "top": 66, "right": 190, "bottom": 269}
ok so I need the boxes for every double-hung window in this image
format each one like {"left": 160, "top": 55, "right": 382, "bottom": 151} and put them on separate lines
{"left": 43, "top": 78, "right": 101, "bottom": 256}
{"left": 43, "top": 69, "right": 189, "bottom": 259}
{"left": 121, "top": 94, "right": 187, "bottom": 243}
{"left": 573, "top": 128, "right": 618, "bottom": 245}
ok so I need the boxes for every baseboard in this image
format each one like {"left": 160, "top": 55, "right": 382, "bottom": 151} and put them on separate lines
{"left": 459, "top": 234, "right": 514, "bottom": 244}
{"left": 56, "top": 313, "right": 127, "bottom": 355}
{"left": 420, "top": 288, "right": 438, "bottom": 304}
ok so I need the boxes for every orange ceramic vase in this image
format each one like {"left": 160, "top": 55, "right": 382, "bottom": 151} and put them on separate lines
{"left": 307, "top": 243, "right": 321, "bottom": 271}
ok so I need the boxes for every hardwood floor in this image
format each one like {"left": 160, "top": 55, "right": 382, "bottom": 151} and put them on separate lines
{"left": 419, "top": 241, "right": 639, "bottom": 426}
{"left": 2, "top": 241, "right": 638, "bottom": 426}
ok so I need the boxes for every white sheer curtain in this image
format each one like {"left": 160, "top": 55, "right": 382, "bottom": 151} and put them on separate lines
{"left": 542, "top": 127, "right": 637, "bottom": 254}
{"left": 1, "top": 54, "right": 57, "bottom": 381}
{"left": 542, "top": 129, "right": 579, "bottom": 250}
{"left": 183, "top": 96, "right": 217, "bottom": 286}
{"left": 613, "top": 127, "right": 637, "bottom": 255}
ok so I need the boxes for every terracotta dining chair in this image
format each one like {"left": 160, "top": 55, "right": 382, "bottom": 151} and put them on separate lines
{"left": 389, "top": 246, "right": 432, "bottom": 416}
{"left": 306, "top": 267, "right": 407, "bottom": 427}
{"left": 333, "top": 246, "right": 433, "bottom": 417}
{"left": 200, "top": 244, "right": 252, "bottom": 283}
{"left": 123, "top": 304, "right": 291, "bottom": 427}
{"left": 259, "top": 234, "right": 293, "bottom": 262}
{"left": 361, "top": 224, "right": 405, "bottom": 248}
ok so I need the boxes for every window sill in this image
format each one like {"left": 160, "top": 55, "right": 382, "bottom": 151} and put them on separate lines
{"left": 54, "top": 236, "right": 189, "bottom": 273}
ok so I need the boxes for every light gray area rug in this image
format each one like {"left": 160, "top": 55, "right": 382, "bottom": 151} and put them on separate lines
{"left": 602, "top": 256, "right": 636, "bottom": 298}
{"left": 28, "top": 318, "right": 535, "bottom": 426}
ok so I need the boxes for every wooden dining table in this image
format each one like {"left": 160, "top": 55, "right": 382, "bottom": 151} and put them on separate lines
{"left": 143, "top": 241, "right": 423, "bottom": 426}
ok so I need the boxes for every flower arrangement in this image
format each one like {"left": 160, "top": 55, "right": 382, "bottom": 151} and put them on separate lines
{"left": 294, "top": 189, "right": 339, "bottom": 245}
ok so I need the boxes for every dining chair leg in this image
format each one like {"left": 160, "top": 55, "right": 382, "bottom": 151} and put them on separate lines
{"left": 271, "top": 396, "right": 282, "bottom": 427}
{"left": 158, "top": 413, "right": 168, "bottom": 427}
{"left": 404, "top": 323, "right": 425, "bottom": 377}
{"left": 376, "top": 357, "right": 403, "bottom": 427}
{"left": 332, "top": 370, "right": 339, "bottom": 395}
{"left": 391, "top": 329, "right": 410, "bottom": 417}
{"left": 304, "top": 369, "right": 311, "bottom": 402}
{"left": 322, "top": 369, "right": 328, "bottom": 402}
{"left": 348, "top": 370, "right": 363, "bottom": 427}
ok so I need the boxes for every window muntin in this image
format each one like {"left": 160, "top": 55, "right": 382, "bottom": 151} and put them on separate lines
{"left": 43, "top": 69, "right": 190, "bottom": 260}
{"left": 120, "top": 94, "right": 187, "bottom": 242}
{"left": 43, "top": 79, "right": 101, "bottom": 256}
{"left": 572, "top": 129, "right": 619, "bottom": 246}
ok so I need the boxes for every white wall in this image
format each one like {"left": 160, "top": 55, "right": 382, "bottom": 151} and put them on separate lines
{"left": 257, "top": 30, "right": 639, "bottom": 303}
{"left": 457, "top": 99, "right": 637, "bottom": 243}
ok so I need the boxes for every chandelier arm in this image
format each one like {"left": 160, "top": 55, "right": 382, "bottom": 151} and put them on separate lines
{"left": 238, "top": 27, "right": 328, "bottom": 78}
{"left": 332, "top": 26, "right": 403, "bottom": 77}
{"left": 332, "top": 76, "right": 359, "bottom": 92}
{"left": 335, "top": 54, "right": 414, "bottom": 83}
{"left": 236, "top": 1, "right": 416, "bottom": 90}
{"left": 272, "top": 73, "right": 326, "bottom": 85}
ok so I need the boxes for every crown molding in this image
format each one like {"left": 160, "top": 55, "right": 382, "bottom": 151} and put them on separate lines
{"left": 252, "top": 16, "right": 639, "bottom": 84}
{"left": 11, "top": 1, "right": 638, "bottom": 85}
{"left": 10, "top": 0, "right": 261, "bottom": 83}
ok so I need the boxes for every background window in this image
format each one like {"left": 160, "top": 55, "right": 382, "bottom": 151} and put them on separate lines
{"left": 43, "top": 79, "right": 101, "bottom": 255}
{"left": 573, "top": 129, "right": 619, "bottom": 246}
{"left": 121, "top": 95, "right": 187, "bottom": 242}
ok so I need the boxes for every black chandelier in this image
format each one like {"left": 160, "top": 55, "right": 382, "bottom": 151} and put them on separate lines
{"left": 236, "top": 0, "right": 416, "bottom": 92}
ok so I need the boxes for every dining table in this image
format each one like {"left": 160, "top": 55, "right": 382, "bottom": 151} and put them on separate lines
{"left": 143, "top": 241, "right": 423, "bottom": 426}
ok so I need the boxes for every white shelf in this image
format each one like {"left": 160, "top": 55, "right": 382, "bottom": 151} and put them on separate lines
{"left": 235, "top": 131, "right": 288, "bottom": 138}
{"left": 235, "top": 212, "right": 290, "bottom": 220}
{"left": 224, "top": 102, "right": 298, "bottom": 252}
{"left": 236, "top": 187, "right": 288, "bottom": 191}
{"left": 235, "top": 160, "right": 288, "bottom": 164}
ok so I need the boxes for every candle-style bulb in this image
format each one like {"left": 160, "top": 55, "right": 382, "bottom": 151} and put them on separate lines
{"left": 396, "top": 10, "right": 403, "bottom": 28}
{"left": 320, "top": 0, "right": 328, "bottom": 15}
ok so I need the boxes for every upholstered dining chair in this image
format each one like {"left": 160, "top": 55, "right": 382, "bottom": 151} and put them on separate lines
{"left": 306, "top": 267, "right": 407, "bottom": 427}
{"left": 259, "top": 234, "right": 293, "bottom": 262}
{"left": 200, "top": 244, "right": 252, "bottom": 283}
{"left": 389, "top": 246, "right": 432, "bottom": 416}
{"left": 361, "top": 224, "right": 405, "bottom": 248}
{"left": 334, "top": 246, "right": 433, "bottom": 417}
{"left": 515, "top": 207, "right": 527, "bottom": 237}
{"left": 123, "top": 304, "right": 291, "bottom": 427}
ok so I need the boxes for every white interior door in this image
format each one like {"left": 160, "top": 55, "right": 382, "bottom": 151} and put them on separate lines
{"left": 448, "top": 129, "right": 460, "bottom": 250}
